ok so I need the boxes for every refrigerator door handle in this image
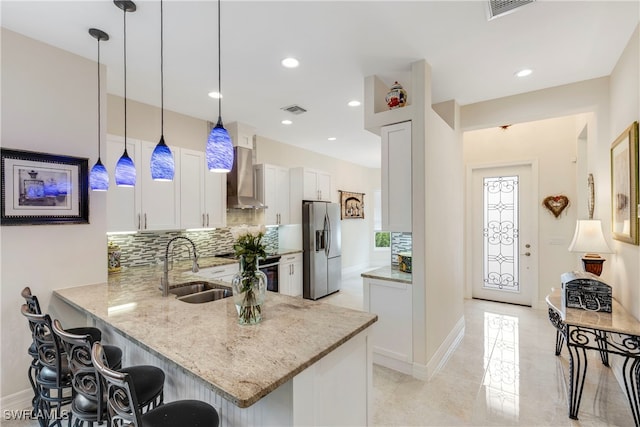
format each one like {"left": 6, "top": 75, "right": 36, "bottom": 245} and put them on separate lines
{"left": 324, "top": 213, "right": 331, "bottom": 256}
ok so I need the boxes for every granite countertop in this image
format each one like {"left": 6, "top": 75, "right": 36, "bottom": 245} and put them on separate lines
{"left": 53, "top": 262, "right": 377, "bottom": 408}
{"left": 361, "top": 266, "right": 412, "bottom": 284}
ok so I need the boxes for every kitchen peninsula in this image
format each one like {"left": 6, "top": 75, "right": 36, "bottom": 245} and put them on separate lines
{"left": 53, "top": 259, "right": 377, "bottom": 427}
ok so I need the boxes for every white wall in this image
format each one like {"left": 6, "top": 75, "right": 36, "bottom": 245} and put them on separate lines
{"left": 608, "top": 25, "right": 640, "bottom": 319}
{"left": 463, "top": 115, "right": 581, "bottom": 305}
{"left": 254, "top": 135, "right": 382, "bottom": 272}
{"left": 1, "top": 29, "right": 107, "bottom": 398}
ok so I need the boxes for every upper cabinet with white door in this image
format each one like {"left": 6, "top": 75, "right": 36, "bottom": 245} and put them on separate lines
{"left": 289, "top": 167, "right": 332, "bottom": 223}
{"left": 179, "top": 148, "right": 226, "bottom": 229}
{"left": 106, "top": 135, "right": 180, "bottom": 232}
{"left": 254, "top": 163, "right": 290, "bottom": 225}
{"left": 381, "top": 121, "right": 412, "bottom": 232}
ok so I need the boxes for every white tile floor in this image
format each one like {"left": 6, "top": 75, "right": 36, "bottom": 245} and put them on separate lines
{"left": 325, "top": 270, "right": 635, "bottom": 426}
{"left": 8, "top": 269, "right": 634, "bottom": 426}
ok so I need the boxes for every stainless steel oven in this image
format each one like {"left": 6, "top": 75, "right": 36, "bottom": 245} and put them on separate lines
{"left": 259, "top": 255, "right": 281, "bottom": 292}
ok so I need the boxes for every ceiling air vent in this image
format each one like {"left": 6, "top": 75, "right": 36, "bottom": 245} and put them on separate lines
{"left": 281, "top": 104, "right": 307, "bottom": 115}
{"left": 487, "top": 0, "right": 535, "bottom": 20}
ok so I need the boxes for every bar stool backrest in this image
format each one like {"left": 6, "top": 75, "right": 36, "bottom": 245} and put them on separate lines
{"left": 21, "top": 287, "right": 42, "bottom": 315}
{"left": 91, "top": 342, "right": 143, "bottom": 427}
{"left": 52, "top": 319, "right": 105, "bottom": 421}
{"left": 20, "top": 305, "right": 67, "bottom": 387}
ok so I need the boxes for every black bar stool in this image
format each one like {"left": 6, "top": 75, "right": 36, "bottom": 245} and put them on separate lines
{"left": 92, "top": 342, "right": 220, "bottom": 427}
{"left": 52, "top": 319, "right": 165, "bottom": 427}
{"left": 21, "top": 305, "right": 74, "bottom": 427}
{"left": 21, "top": 287, "right": 123, "bottom": 416}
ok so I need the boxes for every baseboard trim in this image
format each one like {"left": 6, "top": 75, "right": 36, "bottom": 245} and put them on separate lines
{"left": 1, "top": 388, "right": 33, "bottom": 412}
{"left": 373, "top": 353, "right": 413, "bottom": 375}
{"left": 425, "top": 315, "right": 466, "bottom": 380}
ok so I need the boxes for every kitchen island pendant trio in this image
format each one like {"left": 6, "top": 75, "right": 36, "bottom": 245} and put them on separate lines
{"left": 114, "top": 0, "right": 136, "bottom": 187}
{"left": 207, "top": 0, "right": 234, "bottom": 173}
{"left": 150, "top": 0, "right": 175, "bottom": 181}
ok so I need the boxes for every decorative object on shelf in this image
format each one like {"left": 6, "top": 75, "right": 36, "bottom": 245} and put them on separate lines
{"left": 88, "top": 28, "right": 110, "bottom": 191}
{"left": 561, "top": 271, "right": 612, "bottom": 312}
{"left": 339, "top": 190, "right": 365, "bottom": 219}
{"left": 610, "top": 121, "right": 639, "bottom": 244}
{"left": 150, "top": 0, "right": 174, "bottom": 181}
{"left": 231, "top": 225, "right": 267, "bottom": 325}
{"left": 568, "top": 219, "right": 613, "bottom": 276}
{"left": 1, "top": 148, "right": 89, "bottom": 225}
{"left": 114, "top": 0, "right": 137, "bottom": 187}
{"left": 385, "top": 81, "right": 407, "bottom": 110}
{"left": 206, "top": 0, "right": 234, "bottom": 173}
{"left": 542, "top": 194, "right": 569, "bottom": 218}
{"left": 108, "top": 241, "right": 122, "bottom": 273}
{"left": 587, "top": 173, "right": 595, "bottom": 219}
{"left": 397, "top": 251, "right": 412, "bottom": 273}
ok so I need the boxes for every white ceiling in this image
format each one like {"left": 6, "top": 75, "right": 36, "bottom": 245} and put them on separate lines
{"left": 2, "top": 1, "right": 638, "bottom": 168}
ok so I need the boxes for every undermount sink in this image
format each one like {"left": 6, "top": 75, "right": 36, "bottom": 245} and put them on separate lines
{"left": 169, "top": 281, "right": 233, "bottom": 304}
{"left": 178, "top": 288, "right": 233, "bottom": 304}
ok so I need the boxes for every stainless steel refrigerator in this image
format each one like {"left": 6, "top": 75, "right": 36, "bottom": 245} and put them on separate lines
{"left": 302, "top": 201, "right": 341, "bottom": 300}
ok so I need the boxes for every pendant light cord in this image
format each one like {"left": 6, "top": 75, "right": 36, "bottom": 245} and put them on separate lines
{"left": 160, "top": 0, "right": 164, "bottom": 136}
{"left": 217, "top": 0, "right": 222, "bottom": 122}
{"left": 97, "top": 35, "right": 102, "bottom": 158}
{"left": 123, "top": 8, "right": 128, "bottom": 152}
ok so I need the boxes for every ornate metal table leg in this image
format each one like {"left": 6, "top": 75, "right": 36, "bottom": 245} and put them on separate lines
{"left": 555, "top": 330, "right": 565, "bottom": 356}
{"left": 567, "top": 343, "right": 588, "bottom": 420}
{"left": 596, "top": 330, "right": 610, "bottom": 367}
{"left": 622, "top": 357, "right": 640, "bottom": 427}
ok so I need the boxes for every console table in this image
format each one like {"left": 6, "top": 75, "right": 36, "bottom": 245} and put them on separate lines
{"left": 546, "top": 289, "right": 640, "bottom": 425}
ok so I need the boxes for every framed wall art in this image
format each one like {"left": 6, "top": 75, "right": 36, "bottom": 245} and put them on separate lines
{"left": 339, "top": 190, "right": 365, "bottom": 219}
{"left": 610, "top": 121, "right": 639, "bottom": 244}
{"left": 1, "top": 148, "right": 89, "bottom": 225}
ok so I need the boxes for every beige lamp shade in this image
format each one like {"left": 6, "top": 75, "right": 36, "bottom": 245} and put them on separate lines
{"left": 568, "top": 219, "right": 613, "bottom": 255}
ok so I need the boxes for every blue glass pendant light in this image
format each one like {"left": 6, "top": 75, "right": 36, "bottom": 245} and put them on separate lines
{"left": 150, "top": 0, "right": 174, "bottom": 181}
{"left": 114, "top": 0, "right": 137, "bottom": 187}
{"left": 206, "top": 0, "right": 234, "bottom": 173}
{"left": 89, "top": 28, "right": 110, "bottom": 191}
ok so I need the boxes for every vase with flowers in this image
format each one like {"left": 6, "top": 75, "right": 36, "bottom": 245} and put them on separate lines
{"left": 230, "top": 225, "right": 268, "bottom": 325}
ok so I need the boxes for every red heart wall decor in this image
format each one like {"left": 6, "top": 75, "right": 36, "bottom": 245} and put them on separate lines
{"left": 542, "top": 195, "right": 569, "bottom": 218}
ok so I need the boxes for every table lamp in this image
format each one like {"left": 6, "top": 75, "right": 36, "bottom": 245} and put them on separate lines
{"left": 568, "top": 219, "right": 613, "bottom": 276}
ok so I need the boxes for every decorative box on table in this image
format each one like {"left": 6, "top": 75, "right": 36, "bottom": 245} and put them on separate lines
{"left": 560, "top": 271, "right": 612, "bottom": 313}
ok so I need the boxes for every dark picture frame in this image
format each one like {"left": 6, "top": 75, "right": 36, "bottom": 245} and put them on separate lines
{"left": 339, "top": 190, "right": 365, "bottom": 219}
{"left": 1, "top": 148, "right": 89, "bottom": 225}
{"left": 610, "top": 121, "right": 639, "bottom": 244}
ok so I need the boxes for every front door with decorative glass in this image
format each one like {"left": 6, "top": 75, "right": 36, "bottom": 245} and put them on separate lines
{"left": 471, "top": 164, "right": 536, "bottom": 306}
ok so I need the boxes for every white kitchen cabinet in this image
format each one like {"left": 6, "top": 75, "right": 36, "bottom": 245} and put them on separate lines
{"left": 180, "top": 148, "right": 226, "bottom": 229}
{"left": 106, "top": 136, "right": 180, "bottom": 232}
{"left": 279, "top": 253, "right": 303, "bottom": 296}
{"left": 255, "top": 164, "right": 290, "bottom": 226}
{"left": 381, "top": 121, "right": 412, "bottom": 232}
{"left": 363, "top": 276, "right": 413, "bottom": 374}
{"left": 289, "top": 167, "right": 332, "bottom": 223}
{"left": 196, "top": 263, "right": 239, "bottom": 283}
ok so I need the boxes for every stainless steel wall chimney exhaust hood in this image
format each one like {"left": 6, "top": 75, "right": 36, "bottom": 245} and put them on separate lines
{"left": 227, "top": 146, "right": 265, "bottom": 209}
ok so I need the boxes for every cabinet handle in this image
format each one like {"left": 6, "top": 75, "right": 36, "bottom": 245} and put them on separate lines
{"left": 206, "top": 214, "right": 210, "bottom": 227}
{"left": 202, "top": 214, "right": 205, "bottom": 227}
{"left": 290, "top": 264, "right": 293, "bottom": 275}
{"left": 137, "top": 214, "right": 141, "bottom": 230}
{"left": 144, "top": 213, "right": 147, "bottom": 229}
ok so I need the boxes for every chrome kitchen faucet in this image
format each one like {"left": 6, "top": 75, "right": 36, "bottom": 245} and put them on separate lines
{"left": 161, "top": 236, "right": 199, "bottom": 297}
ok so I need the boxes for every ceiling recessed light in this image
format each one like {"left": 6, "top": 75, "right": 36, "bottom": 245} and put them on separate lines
{"left": 208, "top": 91, "right": 222, "bottom": 99}
{"left": 515, "top": 68, "right": 533, "bottom": 78}
{"left": 328, "top": 137, "right": 337, "bottom": 141}
{"left": 281, "top": 119, "right": 293, "bottom": 125}
{"left": 281, "top": 57, "right": 299, "bottom": 68}
{"left": 347, "top": 100, "right": 361, "bottom": 107}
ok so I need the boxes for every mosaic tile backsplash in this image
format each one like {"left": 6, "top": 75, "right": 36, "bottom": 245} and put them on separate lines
{"left": 108, "top": 226, "right": 279, "bottom": 268}
{"left": 391, "top": 232, "right": 412, "bottom": 270}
